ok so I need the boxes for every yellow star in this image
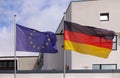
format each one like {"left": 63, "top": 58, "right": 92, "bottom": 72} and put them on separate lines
{"left": 46, "top": 35, "right": 49, "bottom": 37}
{"left": 34, "top": 30, "right": 36, "bottom": 32}
{"left": 46, "top": 42, "right": 48, "bottom": 45}
{"left": 48, "top": 38, "right": 50, "bottom": 41}
{"left": 30, "top": 33, "right": 33, "bottom": 36}
{"left": 30, "top": 41, "right": 33, "bottom": 44}
{"left": 29, "top": 36, "right": 32, "bottom": 39}
{"left": 33, "top": 45, "right": 36, "bottom": 48}
{"left": 42, "top": 46, "right": 45, "bottom": 48}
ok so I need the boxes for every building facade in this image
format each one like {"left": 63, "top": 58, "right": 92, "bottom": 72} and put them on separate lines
{"left": 56, "top": 0, "right": 120, "bottom": 70}
{"left": 0, "top": 56, "right": 39, "bottom": 70}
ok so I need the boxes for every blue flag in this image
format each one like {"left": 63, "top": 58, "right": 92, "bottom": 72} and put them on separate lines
{"left": 16, "top": 24, "right": 58, "bottom": 53}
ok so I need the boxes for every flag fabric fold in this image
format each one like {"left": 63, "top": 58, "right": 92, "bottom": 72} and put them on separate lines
{"left": 64, "top": 21, "right": 115, "bottom": 58}
{"left": 16, "top": 24, "right": 58, "bottom": 53}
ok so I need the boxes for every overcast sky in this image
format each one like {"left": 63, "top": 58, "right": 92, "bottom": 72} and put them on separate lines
{"left": 0, "top": 0, "right": 78, "bottom": 56}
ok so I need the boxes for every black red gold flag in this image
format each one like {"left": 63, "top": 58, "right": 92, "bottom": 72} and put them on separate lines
{"left": 64, "top": 21, "right": 115, "bottom": 58}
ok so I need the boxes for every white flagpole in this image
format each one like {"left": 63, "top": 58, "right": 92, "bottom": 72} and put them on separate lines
{"left": 63, "top": 48, "right": 66, "bottom": 78}
{"left": 14, "top": 15, "right": 17, "bottom": 78}
{"left": 63, "top": 12, "right": 66, "bottom": 78}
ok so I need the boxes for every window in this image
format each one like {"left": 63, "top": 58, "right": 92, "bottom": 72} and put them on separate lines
{"left": 93, "top": 64, "right": 117, "bottom": 70}
{"left": 112, "top": 35, "right": 117, "bottom": 50}
{"left": 100, "top": 13, "right": 109, "bottom": 21}
{"left": 0, "top": 60, "right": 17, "bottom": 70}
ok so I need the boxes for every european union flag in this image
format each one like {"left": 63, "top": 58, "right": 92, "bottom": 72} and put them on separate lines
{"left": 16, "top": 24, "right": 58, "bottom": 53}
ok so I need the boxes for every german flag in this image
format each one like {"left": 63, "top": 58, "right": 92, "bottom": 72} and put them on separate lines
{"left": 64, "top": 21, "right": 115, "bottom": 58}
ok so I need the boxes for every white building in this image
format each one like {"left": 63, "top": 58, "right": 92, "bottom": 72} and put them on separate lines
{"left": 56, "top": 0, "right": 120, "bottom": 70}
{"left": 0, "top": 0, "right": 120, "bottom": 78}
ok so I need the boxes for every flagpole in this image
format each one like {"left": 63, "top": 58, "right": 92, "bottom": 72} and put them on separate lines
{"left": 63, "top": 47, "right": 66, "bottom": 78}
{"left": 14, "top": 15, "right": 17, "bottom": 78}
{"left": 63, "top": 12, "right": 66, "bottom": 78}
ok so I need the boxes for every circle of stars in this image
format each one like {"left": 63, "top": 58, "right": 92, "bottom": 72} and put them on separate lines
{"left": 28, "top": 30, "right": 51, "bottom": 51}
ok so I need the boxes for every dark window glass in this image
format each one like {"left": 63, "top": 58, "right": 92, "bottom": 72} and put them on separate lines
{"left": 100, "top": 13, "right": 109, "bottom": 21}
{"left": 0, "top": 60, "right": 17, "bottom": 70}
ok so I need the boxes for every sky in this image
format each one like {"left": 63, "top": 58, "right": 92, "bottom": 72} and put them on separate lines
{"left": 0, "top": 0, "right": 78, "bottom": 56}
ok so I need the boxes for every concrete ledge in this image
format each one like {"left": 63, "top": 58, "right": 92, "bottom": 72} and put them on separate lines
{"left": 1, "top": 70, "right": 120, "bottom": 74}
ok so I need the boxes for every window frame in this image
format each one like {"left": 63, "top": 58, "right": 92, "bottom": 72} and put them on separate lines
{"left": 0, "top": 60, "right": 17, "bottom": 70}
{"left": 93, "top": 64, "right": 117, "bottom": 70}
{"left": 100, "top": 13, "right": 109, "bottom": 21}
